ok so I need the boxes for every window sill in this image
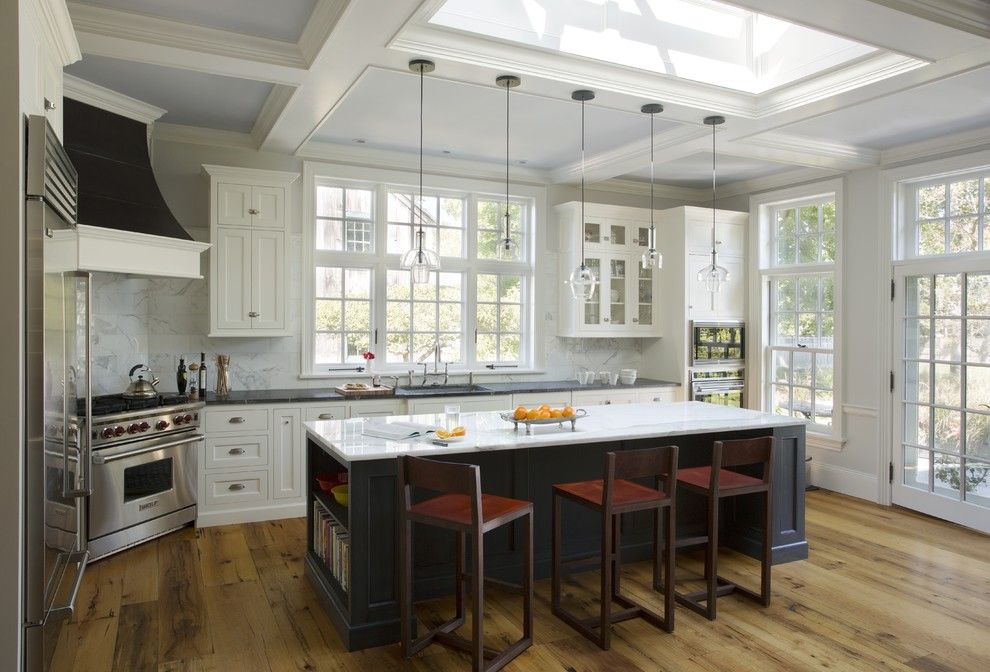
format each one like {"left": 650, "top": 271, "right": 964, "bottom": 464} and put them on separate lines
{"left": 807, "top": 432, "right": 846, "bottom": 452}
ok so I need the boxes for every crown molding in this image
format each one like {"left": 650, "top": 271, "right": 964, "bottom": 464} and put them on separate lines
{"left": 298, "top": 140, "right": 551, "bottom": 185}
{"left": 28, "top": 0, "right": 82, "bottom": 65}
{"left": 298, "top": 0, "right": 351, "bottom": 65}
{"left": 734, "top": 131, "right": 880, "bottom": 170}
{"left": 251, "top": 85, "right": 297, "bottom": 148}
{"left": 202, "top": 164, "right": 300, "bottom": 185}
{"left": 63, "top": 74, "right": 166, "bottom": 124}
{"left": 153, "top": 123, "right": 258, "bottom": 150}
{"left": 591, "top": 178, "right": 707, "bottom": 202}
{"left": 68, "top": 2, "right": 308, "bottom": 85}
{"left": 880, "top": 124, "right": 990, "bottom": 166}
{"left": 867, "top": 0, "right": 990, "bottom": 39}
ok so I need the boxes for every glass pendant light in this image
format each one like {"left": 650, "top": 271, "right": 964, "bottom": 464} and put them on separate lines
{"left": 400, "top": 59, "right": 440, "bottom": 284}
{"left": 640, "top": 103, "right": 664, "bottom": 270}
{"left": 696, "top": 115, "right": 729, "bottom": 293}
{"left": 495, "top": 75, "right": 521, "bottom": 261}
{"left": 568, "top": 89, "right": 598, "bottom": 302}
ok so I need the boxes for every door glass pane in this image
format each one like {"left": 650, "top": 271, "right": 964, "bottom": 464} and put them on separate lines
{"left": 934, "top": 274, "right": 962, "bottom": 315}
{"left": 610, "top": 225, "right": 625, "bottom": 246}
{"left": 966, "top": 413, "right": 990, "bottom": 460}
{"left": 966, "top": 365, "right": 990, "bottom": 409}
{"left": 933, "top": 363, "right": 961, "bottom": 407}
{"left": 584, "top": 222, "right": 600, "bottom": 244}
{"left": 967, "top": 274, "right": 990, "bottom": 316}
{"left": 904, "top": 403, "right": 930, "bottom": 447}
{"left": 903, "top": 446, "right": 929, "bottom": 491}
{"left": 610, "top": 260, "right": 625, "bottom": 325}
{"left": 905, "top": 276, "right": 931, "bottom": 316}
{"left": 933, "top": 453, "right": 961, "bottom": 498}
{"left": 934, "top": 407, "right": 962, "bottom": 454}
{"left": 933, "top": 319, "right": 962, "bottom": 361}
{"left": 963, "top": 459, "right": 990, "bottom": 506}
{"left": 967, "top": 319, "right": 990, "bottom": 362}
{"left": 905, "top": 319, "right": 931, "bottom": 359}
{"left": 904, "top": 361, "right": 930, "bottom": 404}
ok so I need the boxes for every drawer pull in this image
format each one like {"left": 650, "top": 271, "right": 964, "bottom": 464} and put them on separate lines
{"left": 228, "top": 483, "right": 245, "bottom": 491}
{"left": 248, "top": 208, "right": 259, "bottom": 215}
{"left": 318, "top": 413, "right": 335, "bottom": 420}
{"left": 248, "top": 311, "right": 260, "bottom": 318}
{"left": 228, "top": 448, "right": 245, "bottom": 455}
{"left": 229, "top": 417, "right": 246, "bottom": 424}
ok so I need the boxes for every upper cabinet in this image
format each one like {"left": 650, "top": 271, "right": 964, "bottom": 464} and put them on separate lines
{"left": 21, "top": 0, "right": 82, "bottom": 140}
{"left": 556, "top": 202, "right": 662, "bottom": 338}
{"left": 203, "top": 165, "right": 299, "bottom": 338}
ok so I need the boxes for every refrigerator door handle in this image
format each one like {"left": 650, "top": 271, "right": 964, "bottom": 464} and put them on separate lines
{"left": 45, "top": 550, "right": 89, "bottom": 619}
{"left": 63, "top": 272, "right": 94, "bottom": 499}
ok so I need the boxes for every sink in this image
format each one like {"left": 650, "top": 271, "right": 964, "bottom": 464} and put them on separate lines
{"left": 396, "top": 384, "right": 492, "bottom": 395}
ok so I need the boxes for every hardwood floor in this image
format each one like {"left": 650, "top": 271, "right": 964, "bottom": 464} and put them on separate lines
{"left": 52, "top": 490, "right": 990, "bottom": 672}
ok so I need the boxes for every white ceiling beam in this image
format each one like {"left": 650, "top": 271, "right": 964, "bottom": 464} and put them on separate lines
{"left": 730, "top": 132, "right": 880, "bottom": 170}
{"left": 879, "top": 123, "right": 990, "bottom": 165}
{"left": 68, "top": 2, "right": 309, "bottom": 86}
{"left": 722, "top": 0, "right": 986, "bottom": 61}
{"left": 865, "top": 0, "right": 990, "bottom": 40}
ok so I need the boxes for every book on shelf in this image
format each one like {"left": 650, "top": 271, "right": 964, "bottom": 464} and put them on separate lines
{"left": 361, "top": 420, "right": 440, "bottom": 440}
{"left": 312, "top": 499, "right": 350, "bottom": 592}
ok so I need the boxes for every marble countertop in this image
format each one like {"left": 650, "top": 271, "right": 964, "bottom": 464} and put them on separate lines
{"left": 204, "top": 378, "right": 678, "bottom": 405}
{"left": 305, "top": 401, "right": 803, "bottom": 463}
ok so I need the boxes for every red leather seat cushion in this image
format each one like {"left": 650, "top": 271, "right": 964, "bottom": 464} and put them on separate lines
{"left": 677, "top": 466, "right": 763, "bottom": 491}
{"left": 409, "top": 493, "right": 529, "bottom": 527}
{"left": 554, "top": 479, "right": 667, "bottom": 507}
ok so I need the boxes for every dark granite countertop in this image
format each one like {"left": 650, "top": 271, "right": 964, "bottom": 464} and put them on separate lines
{"left": 204, "top": 378, "right": 679, "bottom": 405}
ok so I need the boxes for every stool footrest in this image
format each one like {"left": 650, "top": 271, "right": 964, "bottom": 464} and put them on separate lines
{"left": 433, "top": 632, "right": 500, "bottom": 660}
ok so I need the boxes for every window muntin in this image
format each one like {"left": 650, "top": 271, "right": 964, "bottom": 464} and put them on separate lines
{"left": 913, "top": 176, "right": 988, "bottom": 257}
{"left": 315, "top": 186, "right": 375, "bottom": 253}
{"left": 314, "top": 267, "right": 373, "bottom": 364}
{"left": 386, "top": 191, "right": 465, "bottom": 258}
{"left": 764, "top": 196, "right": 838, "bottom": 435}
{"left": 477, "top": 199, "right": 524, "bottom": 260}
{"left": 476, "top": 273, "right": 523, "bottom": 363}
{"left": 384, "top": 270, "right": 464, "bottom": 365}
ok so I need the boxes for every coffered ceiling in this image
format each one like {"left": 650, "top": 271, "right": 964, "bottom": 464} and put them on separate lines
{"left": 61, "top": 0, "right": 990, "bottom": 191}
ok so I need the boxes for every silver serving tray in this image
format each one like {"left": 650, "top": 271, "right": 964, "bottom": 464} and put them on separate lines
{"left": 499, "top": 408, "right": 588, "bottom": 434}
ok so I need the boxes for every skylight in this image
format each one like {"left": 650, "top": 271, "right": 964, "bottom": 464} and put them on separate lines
{"left": 429, "top": 0, "right": 879, "bottom": 94}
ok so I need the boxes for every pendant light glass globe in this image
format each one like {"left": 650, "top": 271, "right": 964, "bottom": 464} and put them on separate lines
{"left": 697, "top": 257, "right": 729, "bottom": 293}
{"left": 496, "top": 228, "right": 519, "bottom": 261}
{"left": 641, "top": 247, "right": 662, "bottom": 270}
{"left": 569, "top": 264, "right": 598, "bottom": 301}
{"left": 400, "top": 230, "right": 440, "bottom": 284}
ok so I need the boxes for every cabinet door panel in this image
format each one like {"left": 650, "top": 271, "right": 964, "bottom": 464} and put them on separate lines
{"left": 251, "top": 186, "right": 284, "bottom": 229}
{"left": 217, "top": 183, "right": 253, "bottom": 227}
{"left": 303, "top": 405, "right": 348, "bottom": 422}
{"left": 715, "top": 257, "right": 745, "bottom": 319}
{"left": 250, "top": 230, "right": 285, "bottom": 330}
{"left": 273, "top": 409, "right": 302, "bottom": 500}
{"left": 688, "top": 251, "right": 715, "bottom": 318}
{"left": 216, "top": 227, "right": 253, "bottom": 330}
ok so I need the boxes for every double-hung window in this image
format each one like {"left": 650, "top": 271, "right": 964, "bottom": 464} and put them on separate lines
{"left": 304, "top": 168, "right": 539, "bottom": 375}
{"left": 909, "top": 172, "right": 988, "bottom": 257}
{"left": 759, "top": 194, "right": 840, "bottom": 439}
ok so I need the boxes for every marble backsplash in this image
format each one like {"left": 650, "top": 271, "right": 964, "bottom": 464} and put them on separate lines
{"left": 90, "top": 238, "right": 648, "bottom": 395}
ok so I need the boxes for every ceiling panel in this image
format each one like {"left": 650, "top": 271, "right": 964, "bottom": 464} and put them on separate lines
{"left": 619, "top": 151, "right": 792, "bottom": 188}
{"left": 73, "top": 0, "right": 318, "bottom": 42}
{"left": 781, "top": 67, "right": 990, "bottom": 149}
{"left": 66, "top": 55, "right": 273, "bottom": 133}
{"left": 309, "top": 68, "right": 683, "bottom": 169}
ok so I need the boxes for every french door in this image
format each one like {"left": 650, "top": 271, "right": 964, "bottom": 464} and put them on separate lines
{"left": 893, "top": 259, "right": 990, "bottom": 532}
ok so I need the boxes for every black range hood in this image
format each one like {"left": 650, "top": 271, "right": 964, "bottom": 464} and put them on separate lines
{"left": 63, "top": 98, "right": 191, "bottom": 241}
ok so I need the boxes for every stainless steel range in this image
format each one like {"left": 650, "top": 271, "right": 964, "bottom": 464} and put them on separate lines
{"left": 48, "top": 393, "right": 204, "bottom": 561}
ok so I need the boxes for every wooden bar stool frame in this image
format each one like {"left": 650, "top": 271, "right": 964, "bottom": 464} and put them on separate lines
{"left": 551, "top": 445, "right": 678, "bottom": 651}
{"left": 675, "top": 436, "right": 774, "bottom": 621}
{"left": 397, "top": 455, "right": 534, "bottom": 672}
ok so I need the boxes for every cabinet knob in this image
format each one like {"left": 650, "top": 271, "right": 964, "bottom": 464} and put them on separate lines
{"left": 603, "top": 318, "right": 610, "bottom": 323}
{"left": 248, "top": 311, "right": 260, "bottom": 318}
{"left": 228, "top": 483, "right": 245, "bottom": 491}
{"left": 632, "top": 318, "right": 639, "bottom": 323}
{"left": 228, "top": 448, "right": 245, "bottom": 455}
{"left": 283, "top": 418, "right": 290, "bottom": 425}
{"left": 248, "top": 208, "right": 259, "bottom": 215}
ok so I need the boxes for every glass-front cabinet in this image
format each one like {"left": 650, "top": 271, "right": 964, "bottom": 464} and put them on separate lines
{"left": 574, "top": 251, "right": 659, "bottom": 336}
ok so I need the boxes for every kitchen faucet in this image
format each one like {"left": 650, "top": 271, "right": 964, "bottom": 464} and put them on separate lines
{"left": 415, "top": 341, "right": 449, "bottom": 386}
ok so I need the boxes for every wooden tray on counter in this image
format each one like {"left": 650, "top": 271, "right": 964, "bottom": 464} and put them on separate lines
{"left": 333, "top": 384, "right": 394, "bottom": 397}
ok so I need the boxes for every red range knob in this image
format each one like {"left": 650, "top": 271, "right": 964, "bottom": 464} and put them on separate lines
{"left": 184, "top": 414, "right": 193, "bottom": 424}
{"left": 173, "top": 416, "right": 184, "bottom": 425}
{"left": 101, "top": 427, "right": 114, "bottom": 439}
{"left": 127, "top": 423, "right": 140, "bottom": 434}
{"left": 156, "top": 420, "right": 169, "bottom": 431}
{"left": 114, "top": 426, "right": 126, "bottom": 437}
{"left": 139, "top": 421, "right": 150, "bottom": 432}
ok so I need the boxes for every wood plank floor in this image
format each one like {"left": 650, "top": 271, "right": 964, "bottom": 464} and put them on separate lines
{"left": 52, "top": 490, "right": 990, "bottom": 672}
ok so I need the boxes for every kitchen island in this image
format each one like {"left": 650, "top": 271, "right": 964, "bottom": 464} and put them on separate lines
{"left": 304, "top": 402, "right": 806, "bottom": 650}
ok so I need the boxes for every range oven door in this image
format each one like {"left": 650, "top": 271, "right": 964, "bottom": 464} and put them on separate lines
{"left": 691, "top": 376, "right": 746, "bottom": 408}
{"left": 89, "top": 432, "right": 201, "bottom": 548}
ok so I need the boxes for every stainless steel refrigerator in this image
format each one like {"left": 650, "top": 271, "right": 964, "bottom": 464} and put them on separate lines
{"left": 23, "top": 115, "right": 92, "bottom": 671}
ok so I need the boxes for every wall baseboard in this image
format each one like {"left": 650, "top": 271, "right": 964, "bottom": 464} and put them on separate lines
{"left": 809, "top": 461, "right": 880, "bottom": 503}
{"left": 197, "top": 500, "right": 305, "bottom": 528}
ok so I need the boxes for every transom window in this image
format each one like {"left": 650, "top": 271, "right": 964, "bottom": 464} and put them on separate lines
{"left": 759, "top": 195, "right": 840, "bottom": 439}
{"left": 912, "top": 174, "right": 989, "bottom": 257}
{"left": 304, "top": 172, "right": 537, "bottom": 375}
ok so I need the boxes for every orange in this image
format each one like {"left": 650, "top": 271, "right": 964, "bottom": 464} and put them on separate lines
{"left": 513, "top": 406, "right": 528, "bottom": 420}
{"left": 538, "top": 409, "right": 552, "bottom": 419}
{"left": 550, "top": 409, "right": 563, "bottom": 418}
{"left": 561, "top": 406, "right": 575, "bottom": 417}
{"left": 451, "top": 426, "right": 466, "bottom": 437}
{"left": 526, "top": 408, "right": 540, "bottom": 420}
{"left": 435, "top": 429, "right": 452, "bottom": 439}
{"left": 538, "top": 404, "right": 550, "bottom": 411}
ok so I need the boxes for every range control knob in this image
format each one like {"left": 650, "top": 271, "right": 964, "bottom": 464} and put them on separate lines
{"left": 139, "top": 421, "right": 150, "bottom": 432}
{"left": 173, "top": 415, "right": 185, "bottom": 425}
{"left": 101, "top": 427, "right": 114, "bottom": 439}
{"left": 156, "top": 420, "right": 169, "bottom": 431}
{"left": 184, "top": 414, "right": 193, "bottom": 424}
{"left": 127, "top": 423, "right": 141, "bottom": 434}
{"left": 114, "top": 426, "right": 126, "bottom": 437}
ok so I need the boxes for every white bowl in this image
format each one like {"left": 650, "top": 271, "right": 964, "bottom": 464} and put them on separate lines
{"left": 619, "top": 374, "right": 637, "bottom": 384}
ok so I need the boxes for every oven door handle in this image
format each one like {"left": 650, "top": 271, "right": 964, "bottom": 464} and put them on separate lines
{"left": 93, "top": 433, "right": 204, "bottom": 464}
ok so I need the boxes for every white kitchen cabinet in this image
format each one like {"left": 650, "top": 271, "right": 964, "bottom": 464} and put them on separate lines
{"left": 406, "top": 395, "right": 512, "bottom": 415}
{"left": 304, "top": 404, "right": 349, "bottom": 422}
{"left": 349, "top": 399, "right": 407, "bottom": 418}
{"left": 572, "top": 389, "right": 642, "bottom": 406}
{"left": 637, "top": 387, "right": 679, "bottom": 403}
{"left": 273, "top": 408, "right": 302, "bottom": 500}
{"left": 557, "top": 202, "right": 663, "bottom": 338}
{"left": 205, "top": 434, "right": 269, "bottom": 470}
{"left": 204, "top": 165, "right": 298, "bottom": 337}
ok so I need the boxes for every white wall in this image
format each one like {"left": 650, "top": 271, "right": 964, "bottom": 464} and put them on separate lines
{"left": 98, "top": 135, "right": 697, "bottom": 393}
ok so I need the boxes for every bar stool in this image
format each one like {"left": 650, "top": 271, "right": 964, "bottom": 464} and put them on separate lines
{"left": 551, "top": 445, "right": 678, "bottom": 651}
{"left": 397, "top": 455, "right": 534, "bottom": 672}
{"left": 675, "top": 436, "right": 774, "bottom": 621}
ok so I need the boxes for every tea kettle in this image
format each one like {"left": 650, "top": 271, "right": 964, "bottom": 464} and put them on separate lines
{"left": 124, "top": 364, "right": 160, "bottom": 399}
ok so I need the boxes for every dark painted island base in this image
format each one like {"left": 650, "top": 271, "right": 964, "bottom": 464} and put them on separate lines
{"left": 305, "top": 424, "right": 806, "bottom": 651}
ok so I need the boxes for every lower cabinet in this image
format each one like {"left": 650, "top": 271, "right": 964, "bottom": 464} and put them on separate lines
{"left": 406, "top": 395, "right": 511, "bottom": 415}
{"left": 273, "top": 408, "right": 302, "bottom": 500}
{"left": 512, "top": 392, "right": 573, "bottom": 408}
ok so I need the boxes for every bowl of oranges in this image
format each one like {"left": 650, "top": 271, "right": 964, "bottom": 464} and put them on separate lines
{"left": 500, "top": 404, "right": 587, "bottom": 434}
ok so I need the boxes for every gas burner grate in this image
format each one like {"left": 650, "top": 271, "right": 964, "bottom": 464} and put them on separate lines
{"left": 81, "top": 393, "right": 192, "bottom": 417}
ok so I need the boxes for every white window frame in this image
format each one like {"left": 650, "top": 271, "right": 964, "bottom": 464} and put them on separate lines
{"left": 301, "top": 162, "right": 545, "bottom": 378}
{"left": 898, "top": 168, "right": 990, "bottom": 260}
{"left": 750, "top": 179, "right": 844, "bottom": 450}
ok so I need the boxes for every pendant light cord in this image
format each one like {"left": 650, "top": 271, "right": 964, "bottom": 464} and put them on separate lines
{"left": 649, "top": 111, "right": 655, "bottom": 247}
{"left": 580, "top": 98, "right": 586, "bottom": 266}
{"left": 711, "top": 120, "right": 717, "bottom": 263}
{"left": 418, "top": 64, "right": 424, "bottom": 256}
{"left": 505, "top": 79, "right": 510, "bottom": 241}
